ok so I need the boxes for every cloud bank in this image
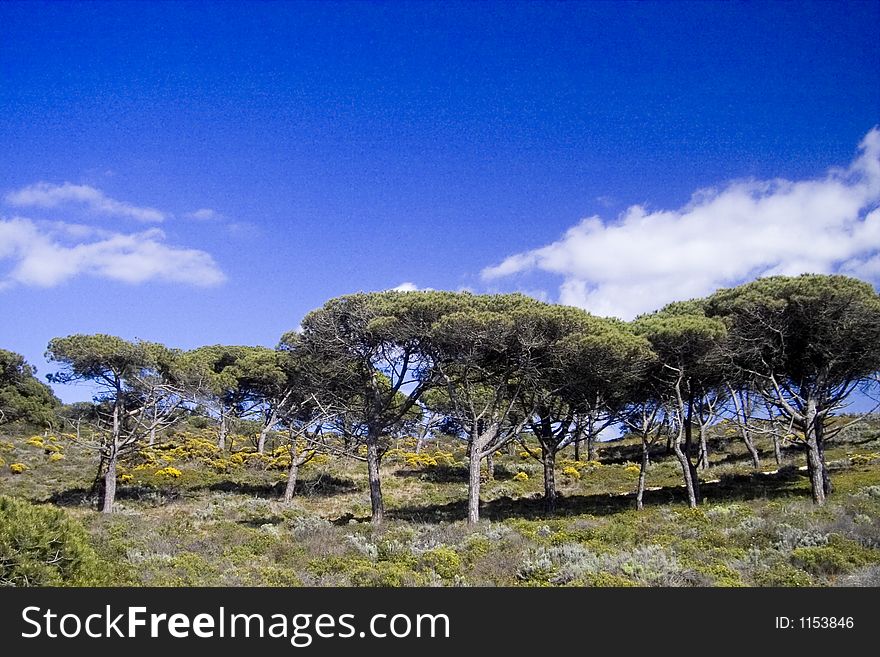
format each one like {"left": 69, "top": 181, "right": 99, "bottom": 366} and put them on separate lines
{"left": 0, "top": 217, "right": 225, "bottom": 289}
{"left": 5, "top": 182, "right": 167, "bottom": 222}
{"left": 482, "top": 128, "right": 880, "bottom": 319}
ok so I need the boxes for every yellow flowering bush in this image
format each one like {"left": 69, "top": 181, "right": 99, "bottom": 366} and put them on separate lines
{"left": 562, "top": 466, "right": 581, "bottom": 480}
{"left": 404, "top": 452, "right": 438, "bottom": 468}
{"left": 851, "top": 453, "right": 880, "bottom": 465}
{"left": 26, "top": 436, "right": 45, "bottom": 448}
{"left": 397, "top": 436, "right": 419, "bottom": 451}
{"left": 624, "top": 464, "right": 641, "bottom": 475}
{"left": 209, "top": 458, "right": 234, "bottom": 472}
{"left": 155, "top": 466, "right": 182, "bottom": 478}
{"left": 559, "top": 458, "right": 594, "bottom": 473}
{"left": 513, "top": 471, "right": 529, "bottom": 482}
{"left": 118, "top": 473, "right": 133, "bottom": 483}
{"left": 9, "top": 463, "right": 27, "bottom": 474}
{"left": 48, "top": 453, "right": 65, "bottom": 462}
{"left": 308, "top": 453, "right": 331, "bottom": 467}
{"left": 268, "top": 452, "right": 291, "bottom": 469}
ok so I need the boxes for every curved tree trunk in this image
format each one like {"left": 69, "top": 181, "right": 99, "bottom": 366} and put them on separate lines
{"left": 742, "top": 431, "right": 760, "bottom": 469}
{"left": 672, "top": 436, "right": 698, "bottom": 508}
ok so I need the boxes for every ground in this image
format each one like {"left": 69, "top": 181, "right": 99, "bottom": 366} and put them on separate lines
{"left": 1, "top": 418, "right": 879, "bottom": 587}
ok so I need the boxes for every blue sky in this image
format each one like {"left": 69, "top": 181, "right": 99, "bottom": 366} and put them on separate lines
{"left": 1, "top": 1, "right": 879, "bottom": 403}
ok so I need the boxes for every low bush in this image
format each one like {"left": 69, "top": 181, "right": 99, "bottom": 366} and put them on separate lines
{"left": 0, "top": 495, "right": 102, "bottom": 586}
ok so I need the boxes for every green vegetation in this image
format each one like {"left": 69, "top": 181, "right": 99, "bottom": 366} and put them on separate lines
{"left": 0, "top": 413, "right": 878, "bottom": 587}
{"left": 1, "top": 273, "right": 879, "bottom": 586}
{"left": 0, "top": 495, "right": 102, "bottom": 586}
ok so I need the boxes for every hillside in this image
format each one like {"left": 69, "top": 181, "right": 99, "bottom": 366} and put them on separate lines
{"left": 2, "top": 418, "right": 879, "bottom": 587}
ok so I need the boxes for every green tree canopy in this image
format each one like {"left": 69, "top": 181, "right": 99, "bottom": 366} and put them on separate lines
{"left": 706, "top": 274, "right": 880, "bottom": 504}
{"left": 0, "top": 348, "right": 59, "bottom": 428}
{"left": 45, "top": 334, "right": 183, "bottom": 513}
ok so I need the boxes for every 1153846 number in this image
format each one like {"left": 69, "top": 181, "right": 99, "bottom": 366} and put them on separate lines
{"left": 799, "top": 617, "right": 854, "bottom": 629}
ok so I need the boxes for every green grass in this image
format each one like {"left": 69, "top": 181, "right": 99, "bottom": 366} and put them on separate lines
{"left": 1, "top": 419, "right": 879, "bottom": 587}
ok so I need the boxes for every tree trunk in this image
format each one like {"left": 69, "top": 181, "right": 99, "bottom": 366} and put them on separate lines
{"left": 587, "top": 432, "right": 597, "bottom": 462}
{"left": 818, "top": 437, "right": 832, "bottom": 497}
{"left": 257, "top": 427, "right": 270, "bottom": 454}
{"left": 742, "top": 429, "right": 760, "bottom": 469}
{"left": 542, "top": 448, "right": 557, "bottom": 514}
{"left": 730, "top": 385, "right": 759, "bottom": 469}
{"left": 467, "top": 437, "right": 483, "bottom": 524}
{"left": 485, "top": 452, "right": 494, "bottom": 481}
{"left": 102, "top": 390, "right": 122, "bottom": 514}
{"left": 366, "top": 440, "right": 385, "bottom": 523}
{"left": 671, "top": 420, "right": 698, "bottom": 509}
{"left": 89, "top": 455, "right": 106, "bottom": 502}
{"left": 804, "top": 398, "right": 828, "bottom": 505}
{"left": 637, "top": 437, "right": 649, "bottom": 510}
{"left": 672, "top": 437, "right": 698, "bottom": 508}
{"left": 772, "top": 434, "right": 782, "bottom": 465}
{"left": 683, "top": 401, "right": 701, "bottom": 504}
{"left": 805, "top": 439, "right": 826, "bottom": 505}
{"left": 698, "top": 424, "right": 709, "bottom": 470}
{"left": 284, "top": 459, "right": 299, "bottom": 503}
{"left": 101, "top": 450, "right": 117, "bottom": 514}
{"left": 217, "top": 411, "right": 228, "bottom": 451}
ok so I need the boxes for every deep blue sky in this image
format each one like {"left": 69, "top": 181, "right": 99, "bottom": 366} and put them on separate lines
{"left": 1, "top": 1, "right": 879, "bottom": 402}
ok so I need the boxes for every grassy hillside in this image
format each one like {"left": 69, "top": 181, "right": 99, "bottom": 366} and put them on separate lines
{"left": 1, "top": 418, "right": 879, "bottom": 587}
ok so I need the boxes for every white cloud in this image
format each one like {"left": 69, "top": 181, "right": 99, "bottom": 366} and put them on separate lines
{"left": 0, "top": 216, "right": 225, "bottom": 288}
{"left": 391, "top": 282, "right": 420, "bottom": 292}
{"left": 5, "top": 182, "right": 167, "bottom": 222}
{"left": 186, "top": 208, "right": 221, "bottom": 221}
{"left": 482, "top": 128, "right": 880, "bottom": 319}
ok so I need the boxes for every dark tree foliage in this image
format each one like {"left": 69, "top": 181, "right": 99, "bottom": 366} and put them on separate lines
{"left": 707, "top": 274, "right": 880, "bottom": 504}
{"left": 0, "top": 348, "right": 59, "bottom": 428}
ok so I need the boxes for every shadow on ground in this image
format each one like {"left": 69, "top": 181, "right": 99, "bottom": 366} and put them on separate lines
{"left": 387, "top": 466, "right": 812, "bottom": 523}
{"left": 47, "top": 474, "right": 360, "bottom": 507}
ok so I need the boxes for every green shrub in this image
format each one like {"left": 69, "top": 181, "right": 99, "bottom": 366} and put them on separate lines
{"left": 751, "top": 564, "right": 814, "bottom": 587}
{"left": 350, "top": 561, "right": 423, "bottom": 587}
{"left": 791, "top": 535, "right": 880, "bottom": 577}
{"left": 0, "top": 495, "right": 101, "bottom": 586}
{"left": 420, "top": 546, "right": 462, "bottom": 579}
